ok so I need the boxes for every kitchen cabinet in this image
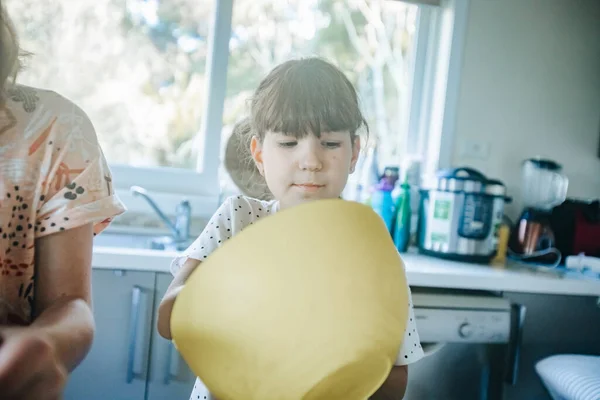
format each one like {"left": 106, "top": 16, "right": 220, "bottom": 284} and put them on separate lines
{"left": 146, "top": 273, "right": 196, "bottom": 400}
{"left": 64, "top": 270, "right": 195, "bottom": 400}
{"left": 64, "top": 269, "right": 155, "bottom": 400}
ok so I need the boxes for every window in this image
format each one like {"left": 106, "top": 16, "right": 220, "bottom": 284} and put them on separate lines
{"left": 7, "top": 0, "right": 463, "bottom": 217}
{"left": 8, "top": 0, "right": 220, "bottom": 202}
{"left": 10, "top": 0, "right": 212, "bottom": 170}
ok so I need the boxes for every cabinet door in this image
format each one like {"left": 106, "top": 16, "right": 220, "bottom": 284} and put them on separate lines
{"left": 64, "top": 269, "right": 155, "bottom": 400}
{"left": 146, "top": 273, "right": 199, "bottom": 400}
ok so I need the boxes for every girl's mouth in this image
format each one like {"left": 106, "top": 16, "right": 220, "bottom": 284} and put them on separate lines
{"left": 293, "top": 183, "right": 325, "bottom": 192}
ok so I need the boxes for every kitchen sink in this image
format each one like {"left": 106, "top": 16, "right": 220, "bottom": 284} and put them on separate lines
{"left": 93, "top": 232, "right": 193, "bottom": 251}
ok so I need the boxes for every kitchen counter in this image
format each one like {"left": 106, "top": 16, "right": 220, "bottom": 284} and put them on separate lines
{"left": 400, "top": 251, "right": 600, "bottom": 296}
{"left": 92, "top": 246, "right": 600, "bottom": 297}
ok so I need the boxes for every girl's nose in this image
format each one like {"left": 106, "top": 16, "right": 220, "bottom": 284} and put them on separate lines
{"left": 298, "top": 140, "right": 323, "bottom": 171}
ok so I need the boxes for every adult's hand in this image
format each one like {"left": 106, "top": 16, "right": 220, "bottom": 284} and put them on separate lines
{"left": 0, "top": 326, "right": 67, "bottom": 400}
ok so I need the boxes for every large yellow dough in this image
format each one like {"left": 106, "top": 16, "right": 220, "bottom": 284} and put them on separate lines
{"left": 171, "top": 199, "right": 409, "bottom": 400}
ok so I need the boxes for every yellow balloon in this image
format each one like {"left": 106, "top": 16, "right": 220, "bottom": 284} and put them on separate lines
{"left": 171, "top": 199, "right": 409, "bottom": 400}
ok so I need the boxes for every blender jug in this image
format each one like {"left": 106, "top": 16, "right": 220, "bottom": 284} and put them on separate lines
{"left": 522, "top": 159, "right": 568, "bottom": 211}
{"left": 509, "top": 158, "right": 569, "bottom": 261}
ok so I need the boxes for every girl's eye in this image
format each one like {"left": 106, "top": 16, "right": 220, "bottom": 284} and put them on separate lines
{"left": 323, "top": 141, "right": 342, "bottom": 149}
{"left": 278, "top": 141, "right": 297, "bottom": 148}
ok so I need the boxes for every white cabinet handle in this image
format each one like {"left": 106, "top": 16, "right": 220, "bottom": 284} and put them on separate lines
{"left": 126, "top": 286, "right": 147, "bottom": 383}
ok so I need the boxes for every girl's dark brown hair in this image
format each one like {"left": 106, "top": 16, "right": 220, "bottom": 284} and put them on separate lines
{"left": 224, "top": 117, "right": 273, "bottom": 200}
{"left": 250, "top": 57, "right": 368, "bottom": 142}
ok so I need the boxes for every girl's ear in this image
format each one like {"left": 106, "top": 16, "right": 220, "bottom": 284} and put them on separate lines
{"left": 350, "top": 136, "right": 361, "bottom": 174}
{"left": 250, "top": 136, "right": 265, "bottom": 176}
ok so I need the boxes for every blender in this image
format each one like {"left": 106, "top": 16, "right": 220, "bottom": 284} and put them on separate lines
{"left": 509, "top": 158, "right": 568, "bottom": 262}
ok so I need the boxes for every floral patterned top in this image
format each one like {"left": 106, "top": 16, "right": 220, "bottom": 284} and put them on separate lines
{"left": 0, "top": 84, "right": 126, "bottom": 326}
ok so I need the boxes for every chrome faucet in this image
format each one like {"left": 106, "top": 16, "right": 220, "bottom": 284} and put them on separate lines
{"left": 130, "top": 186, "right": 192, "bottom": 250}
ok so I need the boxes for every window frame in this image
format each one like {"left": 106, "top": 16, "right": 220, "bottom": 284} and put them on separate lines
{"left": 420, "top": 0, "right": 470, "bottom": 178}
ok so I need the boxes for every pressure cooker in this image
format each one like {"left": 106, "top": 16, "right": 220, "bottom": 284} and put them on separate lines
{"left": 417, "top": 167, "right": 511, "bottom": 263}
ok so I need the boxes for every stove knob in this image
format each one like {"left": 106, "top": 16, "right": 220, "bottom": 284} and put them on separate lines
{"left": 458, "top": 322, "right": 473, "bottom": 338}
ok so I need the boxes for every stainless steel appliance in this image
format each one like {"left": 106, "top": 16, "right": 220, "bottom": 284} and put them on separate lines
{"left": 417, "top": 167, "right": 511, "bottom": 263}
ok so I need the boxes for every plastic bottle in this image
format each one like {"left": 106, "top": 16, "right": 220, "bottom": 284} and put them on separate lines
{"left": 393, "top": 179, "right": 412, "bottom": 252}
{"left": 370, "top": 178, "right": 395, "bottom": 233}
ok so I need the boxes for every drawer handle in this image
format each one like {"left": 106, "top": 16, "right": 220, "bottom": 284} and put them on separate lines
{"left": 164, "top": 341, "right": 181, "bottom": 385}
{"left": 126, "top": 286, "right": 146, "bottom": 383}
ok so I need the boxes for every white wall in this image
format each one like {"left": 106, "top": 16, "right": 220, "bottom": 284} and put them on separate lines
{"left": 450, "top": 0, "right": 600, "bottom": 218}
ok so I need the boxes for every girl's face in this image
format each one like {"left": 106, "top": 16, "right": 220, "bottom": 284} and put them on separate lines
{"left": 251, "top": 131, "right": 360, "bottom": 209}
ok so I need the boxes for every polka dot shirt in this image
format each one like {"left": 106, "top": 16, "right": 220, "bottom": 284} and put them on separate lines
{"left": 171, "top": 195, "right": 279, "bottom": 274}
{"left": 173, "top": 195, "right": 424, "bottom": 400}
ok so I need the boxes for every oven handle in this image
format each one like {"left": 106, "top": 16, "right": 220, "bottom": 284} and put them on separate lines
{"left": 505, "top": 303, "right": 526, "bottom": 385}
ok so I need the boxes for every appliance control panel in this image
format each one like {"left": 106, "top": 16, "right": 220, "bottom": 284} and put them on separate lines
{"left": 414, "top": 308, "right": 511, "bottom": 343}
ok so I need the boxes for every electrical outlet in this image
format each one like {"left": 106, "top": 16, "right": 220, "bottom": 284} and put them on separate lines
{"left": 459, "top": 139, "right": 491, "bottom": 159}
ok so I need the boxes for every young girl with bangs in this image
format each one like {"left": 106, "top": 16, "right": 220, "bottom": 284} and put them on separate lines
{"left": 158, "top": 57, "right": 423, "bottom": 400}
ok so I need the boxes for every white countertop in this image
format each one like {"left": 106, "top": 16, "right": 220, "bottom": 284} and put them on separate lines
{"left": 92, "top": 246, "right": 179, "bottom": 272}
{"left": 399, "top": 252, "right": 600, "bottom": 297}
{"left": 92, "top": 246, "right": 600, "bottom": 297}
